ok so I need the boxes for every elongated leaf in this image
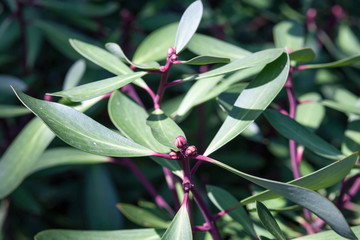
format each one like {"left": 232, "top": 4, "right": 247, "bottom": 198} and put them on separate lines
{"left": 117, "top": 203, "right": 170, "bottom": 228}
{"left": 147, "top": 109, "right": 186, "bottom": 149}
{"left": 289, "top": 48, "right": 315, "bottom": 63}
{"left": 13, "top": 88, "right": 154, "bottom": 157}
{"left": 187, "top": 33, "right": 251, "bottom": 60}
{"left": 69, "top": 39, "right": 147, "bottom": 88}
{"left": 49, "top": 72, "right": 147, "bottom": 102}
{"left": 26, "top": 24, "right": 42, "bottom": 69}
{"left": 207, "top": 185, "right": 256, "bottom": 238}
{"left": 337, "top": 24, "right": 360, "bottom": 56}
{"left": 35, "top": 229, "right": 163, "bottom": 240}
{"left": 256, "top": 201, "right": 287, "bottom": 240}
{"left": 0, "top": 104, "right": 31, "bottom": 118}
{"left": 36, "top": 0, "right": 118, "bottom": 17}
{"left": 342, "top": 101, "right": 360, "bottom": 155}
{"left": 161, "top": 205, "right": 192, "bottom": 240}
{"left": 0, "top": 118, "right": 54, "bottom": 199}
{"left": 321, "top": 100, "right": 360, "bottom": 116}
{"left": 28, "top": 148, "right": 109, "bottom": 175}
{"left": 241, "top": 152, "right": 358, "bottom": 205}
{"left": 264, "top": 109, "right": 344, "bottom": 160}
{"left": 63, "top": 59, "right": 86, "bottom": 90}
{"left": 106, "top": 43, "right": 159, "bottom": 69}
{"left": 295, "top": 93, "right": 324, "bottom": 131}
{"left": 181, "top": 55, "right": 230, "bottom": 65}
{"left": 303, "top": 54, "right": 360, "bottom": 69}
{"left": 174, "top": 0, "right": 203, "bottom": 53}
{"left": 273, "top": 20, "right": 304, "bottom": 50}
{"left": 185, "top": 48, "right": 284, "bottom": 81}
{"left": 208, "top": 158, "right": 357, "bottom": 239}
{"left": 204, "top": 53, "right": 289, "bottom": 156}
{"left": 293, "top": 225, "right": 360, "bottom": 240}
{"left": 132, "top": 23, "right": 178, "bottom": 64}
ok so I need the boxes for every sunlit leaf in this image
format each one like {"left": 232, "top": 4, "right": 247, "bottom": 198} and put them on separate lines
{"left": 63, "top": 59, "right": 86, "bottom": 90}
{"left": 273, "top": 20, "right": 304, "bottom": 50}
{"left": 181, "top": 55, "right": 230, "bottom": 65}
{"left": 295, "top": 93, "right": 324, "bottom": 131}
{"left": 321, "top": 100, "right": 360, "bottom": 116}
{"left": 161, "top": 205, "right": 192, "bottom": 240}
{"left": 303, "top": 54, "right": 360, "bottom": 69}
{"left": 293, "top": 225, "right": 360, "bottom": 239}
{"left": 289, "top": 48, "right": 315, "bottom": 63}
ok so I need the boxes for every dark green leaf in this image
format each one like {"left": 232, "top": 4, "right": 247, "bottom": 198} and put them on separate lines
{"left": 174, "top": 0, "right": 203, "bottom": 53}
{"left": 207, "top": 185, "right": 256, "bottom": 238}
{"left": 161, "top": 205, "right": 192, "bottom": 240}
{"left": 49, "top": 72, "right": 147, "bottom": 102}
{"left": 117, "top": 203, "right": 170, "bottom": 228}
{"left": 256, "top": 201, "right": 287, "bottom": 240}
{"left": 147, "top": 109, "right": 186, "bottom": 149}
{"left": 13, "top": 88, "right": 154, "bottom": 157}
{"left": 26, "top": 25, "right": 42, "bottom": 69}
{"left": 273, "top": 20, "right": 304, "bottom": 50}
{"left": 264, "top": 109, "right": 344, "bottom": 160}
{"left": 289, "top": 48, "right": 315, "bottom": 63}
{"left": 204, "top": 53, "right": 289, "bottom": 156}
{"left": 63, "top": 59, "right": 86, "bottom": 90}
{"left": 35, "top": 229, "right": 163, "bottom": 240}
{"left": 187, "top": 33, "right": 251, "bottom": 60}
{"left": 0, "top": 75, "right": 27, "bottom": 97}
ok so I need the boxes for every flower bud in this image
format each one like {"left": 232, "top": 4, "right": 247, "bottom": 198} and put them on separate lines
{"left": 185, "top": 145, "right": 197, "bottom": 156}
{"left": 170, "top": 54, "right": 178, "bottom": 61}
{"left": 169, "top": 151, "right": 179, "bottom": 160}
{"left": 159, "top": 66, "right": 166, "bottom": 72}
{"left": 167, "top": 47, "right": 176, "bottom": 56}
{"left": 175, "top": 136, "right": 187, "bottom": 149}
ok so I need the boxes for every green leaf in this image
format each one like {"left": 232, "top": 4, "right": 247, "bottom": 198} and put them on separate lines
{"left": 26, "top": 24, "right": 42, "bottom": 69}
{"left": 69, "top": 39, "right": 147, "bottom": 89}
{"left": 204, "top": 53, "right": 289, "bottom": 156}
{"left": 147, "top": 109, "right": 186, "bottom": 149}
{"left": 209, "top": 158, "right": 357, "bottom": 240}
{"left": 28, "top": 148, "right": 109, "bottom": 175}
{"left": 161, "top": 205, "right": 192, "bottom": 240}
{"left": 256, "top": 201, "right": 287, "bottom": 240}
{"left": 35, "top": 229, "right": 163, "bottom": 240}
{"left": 185, "top": 48, "right": 284, "bottom": 81}
{"left": 241, "top": 153, "right": 358, "bottom": 204}
{"left": 181, "top": 55, "right": 230, "bottom": 65}
{"left": 36, "top": 0, "right": 118, "bottom": 17}
{"left": 321, "top": 100, "right": 360, "bottom": 116}
{"left": 289, "top": 48, "right": 315, "bottom": 63}
{"left": 207, "top": 185, "right": 256, "bottom": 238}
{"left": 264, "top": 109, "right": 344, "bottom": 160}
{"left": 273, "top": 20, "right": 304, "bottom": 50}
{"left": 106, "top": 42, "right": 160, "bottom": 69}
{"left": 117, "top": 203, "right": 170, "bottom": 228}
{"left": 85, "top": 165, "right": 123, "bottom": 230}
{"left": 295, "top": 93, "right": 325, "bottom": 131}
{"left": 0, "top": 104, "right": 31, "bottom": 118}
{"left": 63, "top": 59, "right": 86, "bottom": 90}
{"left": 13, "top": 88, "right": 154, "bottom": 157}
{"left": 342, "top": 101, "right": 360, "bottom": 155}
{"left": 187, "top": 33, "right": 251, "bottom": 60}
{"left": 303, "top": 54, "right": 360, "bottom": 69}
{"left": 336, "top": 24, "right": 360, "bottom": 56}
{"left": 132, "top": 23, "right": 178, "bottom": 64}
{"left": 49, "top": 72, "right": 147, "bottom": 102}
{"left": 0, "top": 118, "right": 54, "bottom": 199}
{"left": 174, "top": 0, "right": 203, "bottom": 53}
{"left": 293, "top": 225, "right": 360, "bottom": 240}
{"left": 108, "top": 91, "right": 168, "bottom": 152}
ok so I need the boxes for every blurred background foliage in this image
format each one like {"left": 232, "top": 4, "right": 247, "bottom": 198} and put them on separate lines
{"left": 0, "top": 0, "right": 360, "bottom": 239}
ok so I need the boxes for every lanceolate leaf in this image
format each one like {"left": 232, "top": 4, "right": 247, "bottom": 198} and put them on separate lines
{"left": 207, "top": 185, "right": 257, "bottom": 238}
{"left": 13, "top": 88, "right": 154, "bottom": 157}
{"left": 147, "top": 109, "right": 186, "bottom": 149}
{"left": 181, "top": 55, "right": 230, "bottom": 65}
{"left": 289, "top": 48, "right": 316, "bottom": 63}
{"left": 273, "top": 20, "right": 304, "bottom": 50}
{"left": 49, "top": 72, "right": 147, "bottom": 102}
{"left": 204, "top": 53, "right": 289, "bottom": 156}
{"left": 63, "top": 59, "right": 86, "bottom": 90}
{"left": 132, "top": 23, "right": 178, "bottom": 64}
{"left": 0, "top": 104, "right": 31, "bottom": 118}
{"left": 0, "top": 118, "right": 54, "bottom": 199}
{"left": 174, "top": 0, "right": 203, "bottom": 53}
{"left": 208, "top": 158, "right": 357, "bottom": 240}
{"left": 264, "top": 109, "right": 344, "bottom": 160}
{"left": 303, "top": 54, "right": 360, "bottom": 69}
{"left": 321, "top": 99, "right": 360, "bottom": 116}
{"left": 256, "top": 201, "right": 287, "bottom": 240}
{"left": 293, "top": 225, "right": 360, "bottom": 240}
{"left": 69, "top": 39, "right": 147, "bottom": 88}
{"left": 187, "top": 33, "right": 251, "bottom": 60}
{"left": 161, "top": 205, "right": 192, "bottom": 240}
{"left": 35, "top": 229, "right": 163, "bottom": 240}
{"left": 185, "top": 48, "right": 284, "bottom": 81}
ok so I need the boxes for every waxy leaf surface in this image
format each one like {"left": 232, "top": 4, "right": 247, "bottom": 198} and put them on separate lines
{"left": 181, "top": 55, "right": 230, "bottom": 65}
{"left": 161, "top": 205, "right": 192, "bottom": 240}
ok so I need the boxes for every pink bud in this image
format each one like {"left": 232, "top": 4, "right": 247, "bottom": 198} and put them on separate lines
{"left": 169, "top": 151, "right": 179, "bottom": 160}
{"left": 185, "top": 145, "right": 197, "bottom": 156}
{"left": 159, "top": 66, "right": 166, "bottom": 72}
{"left": 167, "top": 47, "right": 176, "bottom": 56}
{"left": 175, "top": 136, "right": 187, "bottom": 149}
{"left": 170, "top": 54, "right": 178, "bottom": 61}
